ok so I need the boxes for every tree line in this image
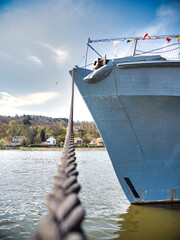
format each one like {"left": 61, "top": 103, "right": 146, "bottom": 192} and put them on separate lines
{"left": 0, "top": 115, "right": 100, "bottom": 146}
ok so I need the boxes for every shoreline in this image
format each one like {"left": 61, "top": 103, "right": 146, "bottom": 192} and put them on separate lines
{"left": 0, "top": 147, "right": 106, "bottom": 151}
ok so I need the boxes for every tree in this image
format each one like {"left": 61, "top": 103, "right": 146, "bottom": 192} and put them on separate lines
{"left": 34, "top": 135, "right": 41, "bottom": 144}
{"left": 0, "top": 123, "right": 8, "bottom": 139}
{"left": 23, "top": 126, "right": 37, "bottom": 144}
{"left": 78, "top": 129, "right": 85, "bottom": 138}
{"left": 60, "top": 120, "right": 68, "bottom": 128}
{"left": 34, "top": 126, "right": 45, "bottom": 144}
{"left": 56, "top": 134, "right": 66, "bottom": 145}
{"left": 23, "top": 115, "right": 31, "bottom": 125}
{"left": 0, "top": 138, "right": 6, "bottom": 147}
{"left": 45, "top": 125, "right": 54, "bottom": 139}
{"left": 40, "top": 129, "right": 46, "bottom": 142}
{"left": 6, "top": 120, "right": 21, "bottom": 139}
{"left": 19, "top": 136, "right": 27, "bottom": 146}
{"left": 82, "top": 134, "right": 92, "bottom": 145}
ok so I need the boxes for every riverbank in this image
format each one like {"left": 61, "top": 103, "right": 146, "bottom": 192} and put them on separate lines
{"left": 0, "top": 146, "right": 106, "bottom": 151}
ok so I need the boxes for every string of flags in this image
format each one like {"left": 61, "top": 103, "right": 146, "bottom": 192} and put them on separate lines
{"left": 126, "top": 32, "right": 180, "bottom": 43}
{"left": 111, "top": 32, "right": 180, "bottom": 57}
{"left": 142, "top": 32, "right": 180, "bottom": 42}
{"left": 112, "top": 32, "right": 180, "bottom": 45}
{"left": 89, "top": 33, "right": 180, "bottom": 44}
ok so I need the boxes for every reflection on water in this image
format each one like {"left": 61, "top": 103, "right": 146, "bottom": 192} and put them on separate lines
{"left": 0, "top": 150, "right": 180, "bottom": 240}
{"left": 115, "top": 204, "right": 180, "bottom": 240}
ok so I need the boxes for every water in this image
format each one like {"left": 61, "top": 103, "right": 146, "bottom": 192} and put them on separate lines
{"left": 0, "top": 150, "right": 180, "bottom": 240}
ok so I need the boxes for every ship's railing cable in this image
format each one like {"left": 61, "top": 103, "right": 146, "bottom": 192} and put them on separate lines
{"left": 33, "top": 68, "right": 86, "bottom": 240}
{"left": 85, "top": 44, "right": 89, "bottom": 69}
{"left": 135, "top": 42, "right": 179, "bottom": 56}
{"left": 84, "top": 34, "right": 180, "bottom": 65}
{"left": 87, "top": 43, "right": 102, "bottom": 58}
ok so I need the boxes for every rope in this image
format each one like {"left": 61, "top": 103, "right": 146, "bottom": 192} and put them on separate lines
{"left": 33, "top": 68, "right": 86, "bottom": 240}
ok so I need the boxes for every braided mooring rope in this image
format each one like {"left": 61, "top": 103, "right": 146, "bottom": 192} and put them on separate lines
{"left": 33, "top": 69, "right": 86, "bottom": 240}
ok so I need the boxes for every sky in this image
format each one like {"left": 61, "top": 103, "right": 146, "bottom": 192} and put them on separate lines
{"left": 0, "top": 0, "right": 179, "bottom": 121}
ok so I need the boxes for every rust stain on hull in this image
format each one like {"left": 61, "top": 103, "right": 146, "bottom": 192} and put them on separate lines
{"left": 133, "top": 199, "right": 180, "bottom": 205}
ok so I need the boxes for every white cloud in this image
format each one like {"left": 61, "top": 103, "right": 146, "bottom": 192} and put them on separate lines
{"left": 157, "top": 4, "right": 176, "bottom": 20}
{"left": 0, "top": 106, "right": 24, "bottom": 116}
{"left": 0, "top": 52, "right": 11, "bottom": 58}
{"left": 37, "top": 42, "right": 68, "bottom": 65}
{"left": 26, "top": 55, "right": 43, "bottom": 67}
{"left": 136, "top": 3, "right": 180, "bottom": 37}
{"left": 0, "top": 91, "right": 60, "bottom": 108}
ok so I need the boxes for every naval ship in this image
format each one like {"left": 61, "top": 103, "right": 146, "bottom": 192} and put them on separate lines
{"left": 72, "top": 34, "right": 180, "bottom": 204}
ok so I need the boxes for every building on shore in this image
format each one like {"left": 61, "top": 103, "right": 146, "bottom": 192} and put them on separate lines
{"left": 11, "top": 136, "right": 23, "bottom": 146}
{"left": 74, "top": 137, "right": 83, "bottom": 146}
{"left": 45, "top": 136, "right": 56, "bottom": 145}
{"left": 89, "top": 137, "right": 104, "bottom": 146}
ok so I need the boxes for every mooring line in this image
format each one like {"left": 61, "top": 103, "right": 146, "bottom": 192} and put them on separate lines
{"left": 33, "top": 68, "right": 86, "bottom": 240}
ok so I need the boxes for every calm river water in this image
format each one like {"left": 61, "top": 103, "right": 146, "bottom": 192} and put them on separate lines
{"left": 0, "top": 150, "right": 180, "bottom": 240}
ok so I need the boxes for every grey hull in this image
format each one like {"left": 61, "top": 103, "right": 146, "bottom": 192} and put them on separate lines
{"left": 72, "top": 57, "right": 180, "bottom": 203}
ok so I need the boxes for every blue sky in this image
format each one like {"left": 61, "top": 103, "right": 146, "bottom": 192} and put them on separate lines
{"left": 0, "top": 0, "right": 179, "bottom": 121}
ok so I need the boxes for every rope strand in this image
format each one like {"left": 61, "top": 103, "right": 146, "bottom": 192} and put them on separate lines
{"left": 33, "top": 68, "right": 86, "bottom": 240}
